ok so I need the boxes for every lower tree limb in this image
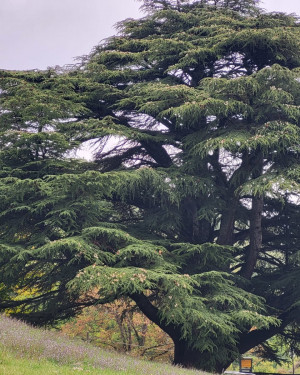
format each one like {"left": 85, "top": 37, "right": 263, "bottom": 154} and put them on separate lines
{"left": 238, "top": 310, "right": 293, "bottom": 354}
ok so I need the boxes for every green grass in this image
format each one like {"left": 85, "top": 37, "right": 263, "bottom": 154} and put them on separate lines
{"left": 0, "top": 315, "right": 206, "bottom": 375}
{"left": 0, "top": 345, "right": 125, "bottom": 375}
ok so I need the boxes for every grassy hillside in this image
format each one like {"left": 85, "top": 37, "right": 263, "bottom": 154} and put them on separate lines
{"left": 0, "top": 315, "right": 206, "bottom": 375}
{"left": 0, "top": 347, "right": 121, "bottom": 375}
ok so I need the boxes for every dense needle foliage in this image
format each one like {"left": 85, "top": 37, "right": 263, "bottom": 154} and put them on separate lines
{"left": 0, "top": 0, "right": 300, "bottom": 371}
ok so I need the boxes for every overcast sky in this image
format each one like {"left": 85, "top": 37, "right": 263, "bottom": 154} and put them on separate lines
{"left": 1, "top": 0, "right": 299, "bottom": 71}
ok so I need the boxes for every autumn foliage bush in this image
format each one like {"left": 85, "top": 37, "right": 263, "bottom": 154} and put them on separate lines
{"left": 61, "top": 298, "right": 174, "bottom": 362}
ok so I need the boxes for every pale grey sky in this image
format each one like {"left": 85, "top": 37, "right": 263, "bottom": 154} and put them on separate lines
{"left": 0, "top": 0, "right": 299, "bottom": 71}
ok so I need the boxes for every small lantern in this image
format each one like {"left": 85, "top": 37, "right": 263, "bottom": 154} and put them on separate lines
{"left": 239, "top": 357, "right": 253, "bottom": 373}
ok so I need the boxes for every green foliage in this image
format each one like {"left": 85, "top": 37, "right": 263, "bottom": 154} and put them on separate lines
{"left": 0, "top": 0, "right": 300, "bottom": 372}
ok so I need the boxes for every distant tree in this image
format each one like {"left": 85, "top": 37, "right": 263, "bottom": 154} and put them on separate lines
{"left": 0, "top": 0, "right": 300, "bottom": 372}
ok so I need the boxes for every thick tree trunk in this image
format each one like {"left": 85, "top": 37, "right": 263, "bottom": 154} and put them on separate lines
{"left": 240, "top": 195, "right": 264, "bottom": 279}
{"left": 131, "top": 293, "right": 230, "bottom": 372}
{"left": 173, "top": 339, "right": 205, "bottom": 370}
{"left": 240, "top": 153, "right": 264, "bottom": 279}
{"left": 181, "top": 197, "right": 211, "bottom": 244}
{"left": 173, "top": 338, "right": 233, "bottom": 373}
{"left": 217, "top": 195, "right": 239, "bottom": 246}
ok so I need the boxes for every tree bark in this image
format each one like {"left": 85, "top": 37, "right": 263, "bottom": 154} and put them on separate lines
{"left": 130, "top": 293, "right": 211, "bottom": 370}
{"left": 240, "top": 152, "right": 264, "bottom": 279}
{"left": 130, "top": 293, "right": 180, "bottom": 341}
{"left": 181, "top": 197, "right": 211, "bottom": 244}
{"left": 130, "top": 293, "right": 229, "bottom": 372}
{"left": 240, "top": 194, "right": 264, "bottom": 279}
{"left": 141, "top": 140, "right": 173, "bottom": 168}
{"left": 173, "top": 337, "right": 231, "bottom": 373}
{"left": 173, "top": 339, "right": 206, "bottom": 370}
{"left": 217, "top": 195, "right": 239, "bottom": 245}
{"left": 237, "top": 310, "right": 292, "bottom": 354}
